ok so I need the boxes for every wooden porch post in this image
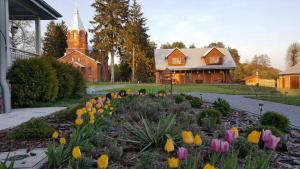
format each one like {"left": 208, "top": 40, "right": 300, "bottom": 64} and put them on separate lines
{"left": 35, "top": 17, "right": 41, "bottom": 55}
{"left": 0, "top": 0, "right": 12, "bottom": 113}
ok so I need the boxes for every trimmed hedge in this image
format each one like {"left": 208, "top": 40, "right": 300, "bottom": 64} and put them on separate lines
{"left": 8, "top": 58, "right": 58, "bottom": 107}
{"left": 260, "top": 112, "right": 289, "bottom": 131}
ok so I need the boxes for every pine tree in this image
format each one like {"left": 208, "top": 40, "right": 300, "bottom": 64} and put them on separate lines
{"left": 42, "top": 21, "right": 67, "bottom": 58}
{"left": 90, "top": 0, "right": 129, "bottom": 83}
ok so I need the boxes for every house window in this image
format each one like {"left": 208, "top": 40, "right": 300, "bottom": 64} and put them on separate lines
{"left": 172, "top": 58, "right": 181, "bottom": 65}
{"left": 210, "top": 56, "right": 219, "bottom": 64}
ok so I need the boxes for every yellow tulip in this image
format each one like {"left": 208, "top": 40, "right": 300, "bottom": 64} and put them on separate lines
{"left": 52, "top": 131, "right": 59, "bottom": 139}
{"left": 164, "top": 138, "right": 175, "bottom": 153}
{"left": 81, "top": 108, "right": 87, "bottom": 114}
{"left": 104, "top": 105, "right": 108, "bottom": 109}
{"left": 97, "top": 154, "right": 109, "bottom": 169}
{"left": 231, "top": 127, "right": 239, "bottom": 139}
{"left": 109, "top": 112, "right": 113, "bottom": 116}
{"left": 203, "top": 163, "right": 215, "bottom": 169}
{"left": 194, "top": 134, "right": 202, "bottom": 145}
{"left": 168, "top": 157, "right": 180, "bottom": 168}
{"left": 89, "top": 119, "right": 95, "bottom": 125}
{"left": 72, "top": 146, "right": 81, "bottom": 159}
{"left": 59, "top": 137, "right": 66, "bottom": 145}
{"left": 75, "top": 118, "right": 83, "bottom": 126}
{"left": 181, "top": 131, "right": 194, "bottom": 144}
{"left": 96, "top": 103, "right": 102, "bottom": 109}
{"left": 99, "top": 109, "right": 104, "bottom": 113}
{"left": 247, "top": 130, "right": 261, "bottom": 144}
{"left": 89, "top": 111, "right": 95, "bottom": 117}
{"left": 76, "top": 109, "right": 83, "bottom": 116}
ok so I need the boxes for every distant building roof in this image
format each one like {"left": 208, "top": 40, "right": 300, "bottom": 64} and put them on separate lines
{"left": 9, "top": 0, "right": 62, "bottom": 20}
{"left": 69, "top": 8, "right": 85, "bottom": 31}
{"left": 154, "top": 48, "right": 237, "bottom": 71}
{"left": 279, "top": 63, "right": 300, "bottom": 75}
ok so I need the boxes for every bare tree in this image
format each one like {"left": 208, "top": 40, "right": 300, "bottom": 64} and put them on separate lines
{"left": 286, "top": 42, "right": 300, "bottom": 67}
{"left": 9, "top": 20, "right": 35, "bottom": 52}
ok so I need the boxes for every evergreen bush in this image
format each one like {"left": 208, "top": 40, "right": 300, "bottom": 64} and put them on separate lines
{"left": 190, "top": 97, "right": 203, "bottom": 108}
{"left": 213, "top": 98, "right": 231, "bottom": 116}
{"left": 260, "top": 112, "right": 289, "bottom": 131}
{"left": 139, "top": 88, "right": 146, "bottom": 95}
{"left": 175, "top": 95, "right": 184, "bottom": 104}
{"left": 198, "top": 109, "right": 222, "bottom": 125}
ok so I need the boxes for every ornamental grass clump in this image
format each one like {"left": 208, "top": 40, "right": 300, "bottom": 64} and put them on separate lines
{"left": 260, "top": 112, "right": 289, "bottom": 131}
{"left": 213, "top": 98, "right": 231, "bottom": 116}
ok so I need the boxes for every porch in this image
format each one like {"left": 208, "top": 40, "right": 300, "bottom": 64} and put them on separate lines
{"left": 156, "top": 69, "right": 232, "bottom": 84}
{"left": 0, "top": 0, "right": 62, "bottom": 114}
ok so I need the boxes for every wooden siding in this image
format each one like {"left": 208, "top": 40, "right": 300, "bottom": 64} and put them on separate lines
{"left": 203, "top": 48, "right": 224, "bottom": 65}
{"left": 277, "top": 75, "right": 300, "bottom": 89}
{"left": 166, "top": 49, "right": 186, "bottom": 66}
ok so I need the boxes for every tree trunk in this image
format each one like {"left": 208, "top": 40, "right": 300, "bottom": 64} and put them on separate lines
{"left": 110, "top": 50, "right": 115, "bottom": 83}
{"left": 132, "top": 46, "right": 135, "bottom": 82}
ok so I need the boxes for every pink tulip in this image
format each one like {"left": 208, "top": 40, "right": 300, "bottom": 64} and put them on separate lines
{"left": 220, "top": 141, "right": 230, "bottom": 153}
{"left": 262, "top": 130, "right": 273, "bottom": 142}
{"left": 177, "top": 147, "right": 188, "bottom": 160}
{"left": 265, "top": 135, "right": 280, "bottom": 150}
{"left": 225, "top": 130, "right": 235, "bottom": 144}
{"left": 211, "top": 139, "right": 221, "bottom": 152}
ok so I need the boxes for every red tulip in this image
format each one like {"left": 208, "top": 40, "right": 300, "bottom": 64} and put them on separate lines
{"left": 177, "top": 147, "right": 188, "bottom": 160}
{"left": 220, "top": 141, "right": 230, "bottom": 153}
{"left": 211, "top": 139, "right": 221, "bottom": 152}
{"left": 225, "top": 130, "right": 235, "bottom": 144}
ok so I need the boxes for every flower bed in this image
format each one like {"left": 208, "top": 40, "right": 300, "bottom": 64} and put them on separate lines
{"left": 1, "top": 91, "right": 300, "bottom": 169}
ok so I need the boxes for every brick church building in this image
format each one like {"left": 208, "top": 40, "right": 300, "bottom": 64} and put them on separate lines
{"left": 58, "top": 9, "right": 108, "bottom": 82}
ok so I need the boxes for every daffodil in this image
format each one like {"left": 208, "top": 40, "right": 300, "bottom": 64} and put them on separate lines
{"left": 168, "top": 157, "right": 179, "bottom": 168}
{"left": 59, "top": 137, "right": 66, "bottom": 145}
{"left": 181, "top": 131, "right": 194, "bottom": 144}
{"left": 247, "top": 130, "right": 261, "bottom": 144}
{"left": 75, "top": 118, "right": 83, "bottom": 126}
{"left": 194, "top": 134, "right": 202, "bottom": 145}
{"left": 97, "top": 154, "right": 109, "bottom": 169}
{"left": 72, "top": 146, "right": 81, "bottom": 159}
{"left": 52, "top": 131, "right": 59, "bottom": 139}
{"left": 164, "top": 138, "right": 175, "bottom": 153}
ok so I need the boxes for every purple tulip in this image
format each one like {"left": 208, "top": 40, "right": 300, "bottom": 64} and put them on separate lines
{"left": 265, "top": 135, "right": 280, "bottom": 150}
{"left": 262, "top": 130, "right": 273, "bottom": 142}
{"left": 220, "top": 141, "right": 230, "bottom": 153}
{"left": 211, "top": 139, "right": 221, "bottom": 152}
{"left": 225, "top": 130, "right": 235, "bottom": 144}
{"left": 177, "top": 147, "right": 188, "bottom": 160}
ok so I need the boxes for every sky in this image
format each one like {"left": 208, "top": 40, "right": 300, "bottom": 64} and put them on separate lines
{"left": 42, "top": 0, "right": 300, "bottom": 70}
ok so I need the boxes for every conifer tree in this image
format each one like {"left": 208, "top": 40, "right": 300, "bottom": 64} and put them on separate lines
{"left": 42, "top": 21, "right": 67, "bottom": 58}
{"left": 90, "top": 0, "right": 129, "bottom": 83}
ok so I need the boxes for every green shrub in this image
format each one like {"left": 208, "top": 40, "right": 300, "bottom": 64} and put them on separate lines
{"left": 235, "top": 137, "right": 255, "bottom": 158}
{"left": 175, "top": 95, "right": 184, "bottom": 104}
{"left": 260, "top": 112, "right": 289, "bottom": 131}
{"left": 213, "top": 98, "right": 231, "bottom": 116}
{"left": 135, "top": 151, "right": 160, "bottom": 169}
{"left": 198, "top": 109, "right": 222, "bottom": 125}
{"left": 70, "top": 67, "right": 86, "bottom": 97}
{"left": 10, "top": 118, "right": 52, "bottom": 140}
{"left": 139, "top": 88, "right": 147, "bottom": 95}
{"left": 190, "top": 97, "right": 202, "bottom": 108}
{"left": 200, "top": 117, "right": 219, "bottom": 132}
{"left": 8, "top": 58, "right": 58, "bottom": 107}
{"left": 185, "top": 95, "right": 193, "bottom": 100}
{"left": 157, "top": 90, "right": 166, "bottom": 96}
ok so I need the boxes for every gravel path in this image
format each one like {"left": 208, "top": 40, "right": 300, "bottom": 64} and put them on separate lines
{"left": 190, "top": 93, "right": 300, "bottom": 128}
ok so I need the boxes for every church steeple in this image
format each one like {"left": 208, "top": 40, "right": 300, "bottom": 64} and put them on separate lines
{"left": 66, "top": 8, "right": 87, "bottom": 54}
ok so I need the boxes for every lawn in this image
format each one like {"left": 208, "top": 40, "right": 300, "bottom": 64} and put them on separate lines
{"left": 247, "top": 95, "right": 300, "bottom": 106}
{"left": 102, "top": 83, "right": 280, "bottom": 95}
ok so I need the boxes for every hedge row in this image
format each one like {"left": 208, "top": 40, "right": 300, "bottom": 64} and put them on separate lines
{"left": 8, "top": 57, "right": 86, "bottom": 107}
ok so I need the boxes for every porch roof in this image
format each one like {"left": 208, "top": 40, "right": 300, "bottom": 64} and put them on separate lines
{"left": 9, "top": 0, "right": 62, "bottom": 20}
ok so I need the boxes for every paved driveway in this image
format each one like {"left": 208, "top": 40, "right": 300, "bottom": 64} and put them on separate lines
{"left": 190, "top": 93, "right": 300, "bottom": 128}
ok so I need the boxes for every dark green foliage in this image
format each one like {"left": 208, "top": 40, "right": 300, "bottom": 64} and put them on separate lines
{"left": 54, "top": 104, "right": 81, "bottom": 122}
{"left": 185, "top": 95, "right": 193, "bottom": 100}
{"left": 198, "top": 109, "right": 222, "bottom": 125}
{"left": 42, "top": 21, "right": 68, "bottom": 59}
{"left": 175, "top": 95, "right": 184, "bottom": 104}
{"left": 213, "top": 98, "right": 231, "bottom": 116}
{"left": 10, "top": 118, "right": 52, "bottom": 140}
{"left": 8, "top": 58, "right": 58, "bottom": 107}
{"left": 70, "top": 67, "right": 86, "bottom": 97}
{"left": 235, "top": 137, "right": 254, "bottom": 158}
{"left": 161, "top": 41, "right": 186, "bottom": 49}
{"left": 260, "top": 112, "right": 289, "bottom": 131}
{"left": 157, "top": 90, "right": 166, "bottom": 95}
{"left": 190, "top": 97, "right": 202, "bottom": 108}
{"left": 135, "top": 151, "right": 160, "bottom": 169}
{"left": 139, "top": 88, "right": 146, "bottom": 95}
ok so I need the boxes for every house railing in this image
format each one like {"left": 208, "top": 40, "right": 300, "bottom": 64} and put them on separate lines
{"left": 10, "top": 47, "right": 40, "bottom": 63}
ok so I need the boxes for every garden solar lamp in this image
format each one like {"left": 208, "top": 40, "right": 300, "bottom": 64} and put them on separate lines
{"left": 199, "top": 93, "right": 203, "bottom": 100}
{"left": 259, "top": 103, "right": 264, "bottom": 117}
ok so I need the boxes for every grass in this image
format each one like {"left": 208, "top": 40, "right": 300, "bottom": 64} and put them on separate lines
{"left": 247, "top": 95, "right": 300, "bottom": 106}
{"left": 104, "top": 83, "right": 279, "bottom": 95}
{"left": 87, "top": 81, "right": 130, "bottom": 87}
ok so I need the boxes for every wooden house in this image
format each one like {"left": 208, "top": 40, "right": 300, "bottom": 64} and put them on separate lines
{"left": 277, "top": 63, "right": 300, "bottom": 89}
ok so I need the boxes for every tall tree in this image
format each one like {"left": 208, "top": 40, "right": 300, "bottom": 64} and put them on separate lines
{"left": 207, "top": 42, "right": 225, "bottom": 48}
{"left": 189, "top": 43, "right": 196, "bottom": 48}
{"left": 228, "top": 47, "right": 240, "bottom": 64}
{"left": 251, "top": 54, "right": 271, "bottom": 67}
{"left": 286, "top": 42, "right": 300, "bottom": 67}
{"left": 161, "top": 41, "right": 186, "bottom": 49}
{"left": 90, "top": 0, "right": 129, "bottom": 83}
{"left": 123, "top": 0, "right": 149, "bottom": 82}
{"left": 42, "top": 21, "right": 68, "bottom": 58}
{"left": 10, "top": 20, "right": 35, "bottom": 52}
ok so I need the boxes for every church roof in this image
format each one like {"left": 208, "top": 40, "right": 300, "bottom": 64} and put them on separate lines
{"left": 279, "top": 63, "right": 300, "bottom": 75}
{"left": 69, "top": 8, "right": 85, "bottom": 31}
